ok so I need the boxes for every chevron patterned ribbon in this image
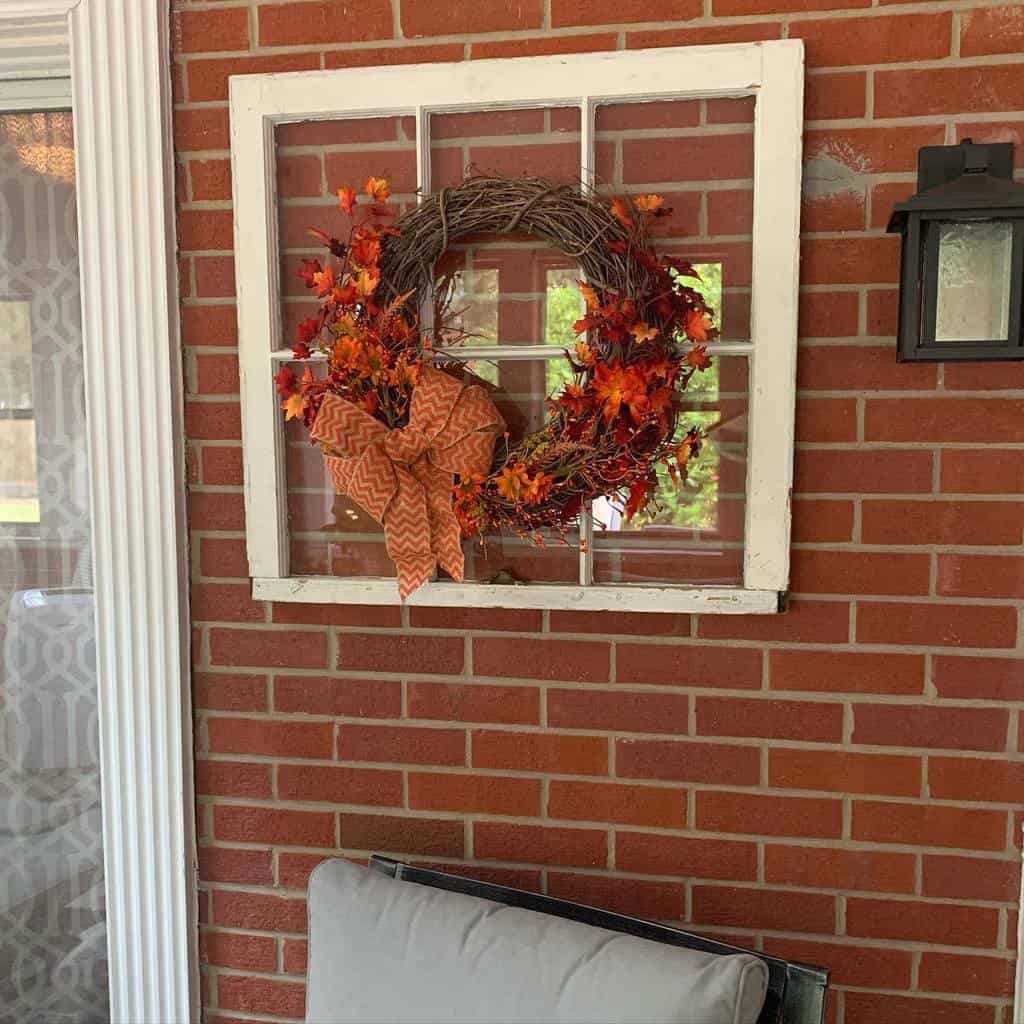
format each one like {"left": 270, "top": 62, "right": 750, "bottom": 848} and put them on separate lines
{"left": 310, "top": 365, "right": 505, "bottom": 598}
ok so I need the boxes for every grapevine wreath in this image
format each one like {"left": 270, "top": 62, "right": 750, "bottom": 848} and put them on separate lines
{"left": 276, "top": 174, "right": 717, "bottom": 597}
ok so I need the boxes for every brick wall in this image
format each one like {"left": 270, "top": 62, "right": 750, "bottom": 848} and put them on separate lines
{"left": 172, "top": 2, "right": 1024, "bottom": 1021}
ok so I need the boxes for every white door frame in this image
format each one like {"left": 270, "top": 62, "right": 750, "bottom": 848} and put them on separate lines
{"left": 0, "top": 1, "right": 196, "bottom": 1021}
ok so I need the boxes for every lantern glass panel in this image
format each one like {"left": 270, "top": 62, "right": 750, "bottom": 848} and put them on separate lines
{"left": 934, "top": 219, "right": 1014, "bottom": 343}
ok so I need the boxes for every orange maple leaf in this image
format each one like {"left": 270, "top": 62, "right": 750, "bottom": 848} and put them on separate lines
{"left": 574, "top": 341, "right": 596, "bottom": 366}
{"left": 634, "top": 194, "right": 665, "bottom": 214}
{"left": 578, "top": 281, "right": 601, "bottom": 311}
{"left": 365, "top": 176, "right": 390, "bottom": 202}
{"left": 629, "top": 321, "right": 659, "bottom": 344}
{"left": 496, "top": 463, "right": 531, "bottom": 502}
{"left": 684, "top": 308, "right": 714, "bottom": 344}
{"left": 353, "top": 267, "right": 381, "bottom": 300}
{"left": 610, "top": 197, "right": 633, "bottom": 228}
{"left": 312, "top": 264, "right": 335, "bottom": 298}
{"left": 686, "top": 344, "right": 712, "bottom": 371}
{"left": 337, "top": 187, "right": 357, "bottom": 214}
{"left": 593, "top": 361, "right": 648, "bottom": 424}
{"left": 523, "top": 470, "right": 554, "bottom": 506}
{"left": 281, "top": 393, "right": 306, "bottom": 421}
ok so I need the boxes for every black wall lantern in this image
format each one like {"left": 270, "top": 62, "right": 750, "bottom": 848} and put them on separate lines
{"left": 888, "top": 139, "right": 1024, "bottom": 362}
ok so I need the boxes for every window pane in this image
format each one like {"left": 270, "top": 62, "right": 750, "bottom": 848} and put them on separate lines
{"left": 275, "top": 115, "right": 417, "bottom": 350}
{"left": 0, "top": 300, "right": 38, "bottom": 523}
{"left": 595, "top": 96, "right": 754, "bottom": 342}
{"left": 934, "top": 220, "right": 1013, "bottom": 343}
{"left": 593, "top": 356, "right": 748, "bottom": 585}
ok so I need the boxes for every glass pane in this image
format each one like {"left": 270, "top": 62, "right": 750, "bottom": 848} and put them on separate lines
{"left": 934, "top": 220, "right": 1013, "bottom": 343}
{"left": 593, "top": 356, "right": 748, "bottom": 585}
{"left": 595, "top": 96, "right": 754, "bottom": 342}
{"left": 0, "top": 112, "right": 108, "bottom": 1021}
{"left": 275, "top": 115, "right": 417, "bottom": 350}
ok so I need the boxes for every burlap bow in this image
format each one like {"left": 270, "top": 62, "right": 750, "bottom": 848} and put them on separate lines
{"left": 310, "top": 365, "right": 505, "bottom": 598}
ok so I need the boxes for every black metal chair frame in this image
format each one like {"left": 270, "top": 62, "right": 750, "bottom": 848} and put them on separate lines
{"left": 369, "top": 856, "right": 829, "bottom": 1024}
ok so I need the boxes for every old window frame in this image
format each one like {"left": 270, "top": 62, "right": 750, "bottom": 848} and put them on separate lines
{"left": 231, "top": 42, "right": 804, "bottom": 614}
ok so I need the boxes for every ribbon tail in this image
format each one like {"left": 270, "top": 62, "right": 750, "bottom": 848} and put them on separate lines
{"left": 382, "top": 465, "right": 437, "bottom": 599}
{"left": 419, "top": 465, "right": 464, "bottom": 583}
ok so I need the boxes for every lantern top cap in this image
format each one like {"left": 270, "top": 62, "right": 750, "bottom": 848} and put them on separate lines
{"left": 887, "top": 139, "right": 1024, "bottom": 233}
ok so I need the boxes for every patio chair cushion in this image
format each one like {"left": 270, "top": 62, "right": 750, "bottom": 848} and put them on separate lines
{"left": 306, "top": 858, "right": 768, "bottom": 1024}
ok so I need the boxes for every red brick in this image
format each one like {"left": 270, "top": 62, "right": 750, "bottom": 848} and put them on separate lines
{"left": 627, "top": 24, "right": 782, "bottom": 48}
{"left": 692, "top": 885, "right": 836, "bottom": 934}
{"left": 324, "top": 43, "right": 465, "bottom": 69}
{"left": 801, "top": 236, "right": 900, "bottom": 285}
{"left": 770, "top": 748, "right": 921, "bottom": 797}
{"left": 201, "top": 929, "right": 276, "bottom": 972}
{"left": 408, "top": 681, "right": 540, "bottom": 725}
{"left": 919, "top": 952, "right": 1014, "bottom": 998}
{"left": 548, "top": 610, "right": 690, "bottom": 637}
{"left": 278, "top": 852, "right": 334, "bottom": 890}
{"left": 201, "top": 447, "right": 243, "bottom": 486}
{"left": 846, "top": 896, "right": 1000, "bottom": 949}
{"left": 697, "top": 791, "right": 843, "bottom": 838}
{"left": 866, "top": 286, "right": 899, "bottom": 336}
{"left": 278, "top": 764, "right": 403, "bottom": 806}
{"left": 403, "top": 0, "right": 541, "bottom": 35}
{"left": 553, "top": 0, "right": 700, "bottom": 26}
{"left": 207, "top": 716, "right": 334, "bottom": 758}
{"left": 937, "top": 554, "right": 1024, "bottom": 600}
{"left": 863, "top": 499, "right": 1024, "bottom": 546}
{"left": 273, "top": 676, "right": 402, "bottom": 719}
{"left": 763, "top": 937, "right": 912, "bottom": 989}
{"left": 870, "top": 181, "right": 916, "bottom": 230}
{"left": 853, "top": 704, "right": 1008, "bottom": 752}
{"left": 944, "top": 360, "right": 1024, "bottom": 392}
{"left": 922, "top": 854, "right": 1020, "bottom": 902}
{"left": 409, "top": 772, "right": 541, "bottom": 816}
{"left": 474, "top": 636, "right": 608, "bottom": 683}
{"left": 548, "top": 779, "right": 685, "bottom": 828}
{"left": 792, "top": 12, "right": 951, "bottom": 67}
{"left": 185, "top": 401, "right": 240, "bottom": 440}
{"left": 258, "top": 3, "right": 391, "bottom": 46}
{"left": 471, "top": 33, "right": 617, "bottom": 59}
{"left": 340, "top": 813, "right": 464, "bottom": 859}
{"left": 857, "top": 601, "right": 1018, "bottom": 650}
{"left": 472, "top": 730, "right": 607, "bottom": 775}
{"left": 212, "top": 890, "right": 307, "bottom": 933}
{"left": 193, "top": 256, "right": 236, "bottom": 297}
{"left": 217, "top": 976, "right": 305, "bottom": 1020}
{"left": 547, "top": 872, "right": 684, "bottom": 920}
{"left": 548, "top": 689, "right": 689, "bottom": 734}
{"left": 616, "top": 833, "right": 757, "bottom": 880}
{"left": 962, "top": 6, "right": 1024, "bottom": 57}
{"left": 174, "top": 107, "right": 230, "bottom": 153}
{"left": 273, "top": 604, "right": 401, "bottom": 628}
{"left": 188, "top": 53, "right": 321, "bottom": 104}
{"left": 695, "top": 696, "right": 842, "bottom": 743}
{"left": 801, "top": 190, "right": 864, "bottom": 233}
{"left": 845, "top": 992, "right": 996, "bottom": 1024}
{"left": 337, "top": 632, "right": 464, "bottom": 675}
{"left": 179, "top": 209, "right": 233, "bottom": 252}
{"left": 190, "top": 159, "right": 232, "bottom": 201}
{"left": 876, "top": 64, "right": 1024, "bottom": 118}
{"left": 934, "top": 656, "right": 1024, "bottom": 702}
{"left": 929, "top": 757, "right": 1023, "bottom": 804}
{"left": 765, "top": 843, "right": 916, "bottom": 893}
{"left": 852, "top": 800, "right": 1007, "bottom": 852}
{"left": 791, "top": 499, "right": 855, "bottom": 542}
{"left": 944, "top": 450, "right": 1024, "bottom": 495}
{"left": 196, "top": 759, "right": 272, "bottom": 799}
{"left": 806, "top": 125, "right": 944, "bottom": 175}
{"left": 283, "top": 938, "right": 308, "bottom": 976}
{"left": 409, "top": 606, "right": 542, "bottom": 632}
{"left": 797, "top": 344, "right": 936, "bottom": 392}
{"left": 770, "top": 649, "right": 925, "bottom": 695}
{"left": 197, "top": 847, "right": 273, "bottom": 886}
{"left": 868, "top": 398, "right": 1024, "bottom": 443}
{"left": 791, "top": 549, "right": 931, "bottom": 596}
{"left": 181, "top": 304, "right": 237, "bottom": 348}
{"left": 795, "top": 398, "right": 857, "bottom": 442}
{"left": 278, "top": 154, "right": 322, "bottom": 198}
{"left": 173, "top": 6, "right": 249, "bottom": 53}
{"left": 623, "top": 133, "right": 752, "bottom": 184}
{"left": 191, "top": 582, "right": 262, "bottom": 623}
{"left": 474, "top": 821, "right": 606, "bottom": 868}
{"left": 198, "top": 535, "right": 249, "bottom": 579}
{"left": 616, "top": 643, "right": 762, "bottom": 688}
{"left": 805, "top": 70, "right": 867, "bottom": 120}
{"left": 617, "top": 737, "right": 760, "bottom": 785}
{"left": 797, "top": 292, "right": 858, "bottom": 339}
{"left": 697, "top": 600, "right": 849, "bottom": 644}
{"left": 194, "top": 672, "right": 267, "bottom": 712}
{"left": 338, "top": 724, "right": 466, "bottom": 766}
{"left": 214, "top": 805, "right": 334, "bottom": 848}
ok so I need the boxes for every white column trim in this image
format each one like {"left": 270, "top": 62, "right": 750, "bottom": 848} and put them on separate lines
{"left": 0, "top": 1, "right": 197, "bottom": 1021}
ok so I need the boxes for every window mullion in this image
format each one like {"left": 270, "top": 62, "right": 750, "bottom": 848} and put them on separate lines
{"left": 578, "top": 95, "right": 596, "bottom": 587}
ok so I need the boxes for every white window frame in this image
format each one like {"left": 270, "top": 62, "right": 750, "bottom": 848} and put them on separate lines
{"left": 231, "top": 42, "right": 803, "bottom": 614}
{"left": 0, "top": 1, "right": 195, "bottom": 1021}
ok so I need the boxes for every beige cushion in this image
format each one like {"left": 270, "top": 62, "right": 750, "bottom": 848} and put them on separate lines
{"left": 306, "top": 859, "right": 768, "bottom": 1024}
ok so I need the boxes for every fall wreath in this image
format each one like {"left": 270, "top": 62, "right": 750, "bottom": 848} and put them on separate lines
{"left": 276, "top": 174, "right": 716, "bottom": 596}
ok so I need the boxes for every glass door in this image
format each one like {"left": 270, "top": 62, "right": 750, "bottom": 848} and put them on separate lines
{"left": 0, "top": 107, "right": 108, "bottom": 1023}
